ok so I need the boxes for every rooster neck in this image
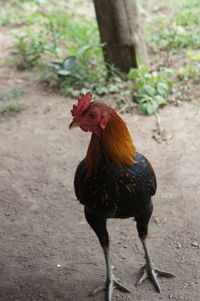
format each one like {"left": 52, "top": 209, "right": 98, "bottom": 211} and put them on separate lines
{"left": 83, "top": 111, "right": 136, "bottom": 176}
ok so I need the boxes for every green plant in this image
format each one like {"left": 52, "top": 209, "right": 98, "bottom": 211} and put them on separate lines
{"left": 0, "top": 103, "right": 24, "bottom": 114}
{"left": 12, "top": 10, "right": 72, "bottom": 68}
{"left": 128, "top": 66, "right": 173, "bottom": 115}
{"left": 0, "top": 10, "right": 17, "bottom": 26}
{"left": 12, "top": 9, "right": 107, "bottom": 92}
{"left": 0, "top": 0, "right": 42, "bottom": 26}
{"left": 40, "top": 12, "right": 107, "bottom": 94}
{"left": 44, "top": 44, "right": 106, "bottom": 92}
{"left": 177, "top": 65, "right": 200, "bottom": 82}
{"left": 13, "top": 29, "right": 48, "bottom": 69}
{"left": 146, "top": 1, "right": 200, "bottom": 51}
{"left": 0, "top": 88, "right": 25, "bottom": 101}
{"left": 147, "top": 20, "right": 200, "bottom": 51}
{"left": 187, "top": 51, "right": 200, "bottom": 61}
{"left": 42, "top": 11, "right": 102, "bottom": 60}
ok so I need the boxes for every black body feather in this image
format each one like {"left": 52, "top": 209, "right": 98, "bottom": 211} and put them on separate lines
{"left": 74, "top": 152, "right": 156, "bottom": 221}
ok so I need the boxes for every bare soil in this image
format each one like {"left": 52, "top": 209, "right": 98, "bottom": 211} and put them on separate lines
{"left": 0, "top": 20, "right": 200, "bottom": 301}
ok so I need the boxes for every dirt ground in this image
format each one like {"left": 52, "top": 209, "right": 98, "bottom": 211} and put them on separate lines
{"left": 1, "top": 19, "right": 200, "bottom": 301}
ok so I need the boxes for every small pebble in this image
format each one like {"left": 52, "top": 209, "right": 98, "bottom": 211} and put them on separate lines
{"left": 57, "top": 264, "right": 61, "bottom": 268}
{"left": 154, "top": 217, "right": 160, "bottom": 224}
{"left": 16, "top": 79, "right": 24, "bottom": 84}
{"left": 191, "top": 241, "right": 199, "bottom": 247}
{"left": 177, "top": 243, "right": 182, "bottom": 249}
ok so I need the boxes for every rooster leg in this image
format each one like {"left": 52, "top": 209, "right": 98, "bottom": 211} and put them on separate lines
{"left": 136, "top": 204, "right": 175, "bottom": 292}
{"left": 137, "top": 238, "right": 175, "bottom": 292}
{"left": 91, "top": 246, "right": 131, "bottom": 300}
{"left": 85, "top": 207, "right": 131, "bottom": 300}
{"left": 104, "top": 246, "right": 131, "bottom": 296}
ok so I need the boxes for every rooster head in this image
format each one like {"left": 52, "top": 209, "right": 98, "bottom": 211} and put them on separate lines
{"left": 69, "top": 92, "right": 109, "bottom": 137}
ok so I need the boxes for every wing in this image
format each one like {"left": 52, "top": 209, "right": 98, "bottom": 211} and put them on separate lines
{"left": 74, "top": 161, "right": 87, "bottom": 203}
{"left": 132, "top": 152, "right": 157, "bottom": 197}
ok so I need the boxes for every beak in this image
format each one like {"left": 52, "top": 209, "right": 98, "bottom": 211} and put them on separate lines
{"left": 69, "top": 120, "right": 79, "bottom": 130}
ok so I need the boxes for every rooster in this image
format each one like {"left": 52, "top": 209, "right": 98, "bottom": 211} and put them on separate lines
{"left": 69, "top": 92, "right": 174, "bottom": 300}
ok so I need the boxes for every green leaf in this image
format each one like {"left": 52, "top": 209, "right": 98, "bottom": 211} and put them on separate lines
{"left": 164, "top": 68, "right": 173, "bottom": 75}
{"left": 77, "top": 44, "right": 99, "bottom": 55}
{"left": 138, "top": 84, "right": 156, "bottom": 96}
{"left": 66, "top": 47, "right": 79, "bottom": 55}
{"left": 187, "top": 50, "right": 200, "bottom": 61}
{"left": 73, "top": 73, "right": 83, "bottom": 80}
{"left": 167, "top": 80, "right": 173, "bottom": 88}
{"left": 95, "top": 86, "right": 109, "bottom": 95}
{"left": 140, "top": 65, "right": 149, "bottom": 74}
{"left": 146, "top": 100, "right": 158, "bottom": 114}
{"left": 47, "top": 62, "right": 61, "bottom": 70}
{"left": 137, "top": 95, "right": 158, "bottom": 115}
{"left": 57, "top": 70, "right": 71, "bottom": 76}
{"left": 136, "top": 55, "right": 142, "bottom": 65}
{"left": 63, "top": 56, "right": 77, "bottom": 72}
{"left": 155, "top": 95, "right": 167, "bottom": 105}
{"left": 157, "top": 82, "right": 169, "bottom": 96}
{"left": 128, "top": 68, "right": 139, "bottom": 80}
{"left": 108, "top": 84, "right": 120, "bottom": 93}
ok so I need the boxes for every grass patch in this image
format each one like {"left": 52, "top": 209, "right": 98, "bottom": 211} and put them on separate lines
{"left": 0, "top": 103, "right": 24, "bottom": 114}
{"left": 13, "top": 30, "right": 48, "bottom": 69}
{"left": 177, "top": 65, "right": 200, "bottom": 82}
{"left": 146, "top": 1, "right": 200, "bottom": 51}
{"left": 146, "top": 17, "right": 200, "bottom": 51}
{"left": 0, "top": 88, "right": 25, "bottom": 101}
{"left": 0, "top": 0, "right": 42, "bottom": 26}
{"left": 11, "top": 7, "right": 107, "bottom": 94}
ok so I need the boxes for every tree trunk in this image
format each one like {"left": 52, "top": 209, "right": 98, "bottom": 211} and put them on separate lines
{"left": 93, "top": 0, "right": 148, "bottom": 73}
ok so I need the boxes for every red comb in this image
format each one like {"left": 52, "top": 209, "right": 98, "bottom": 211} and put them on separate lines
{"left": 71, "top": 92, "right": 92, "bottom": 120}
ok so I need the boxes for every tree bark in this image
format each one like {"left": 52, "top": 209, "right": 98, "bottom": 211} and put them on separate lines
{"left": 93, "top": 0, "right": 148, "bottom": 73}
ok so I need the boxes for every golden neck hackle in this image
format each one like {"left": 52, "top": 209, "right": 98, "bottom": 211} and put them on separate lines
{"left": 83, "top": 109, "right": 136, "bottom": 176}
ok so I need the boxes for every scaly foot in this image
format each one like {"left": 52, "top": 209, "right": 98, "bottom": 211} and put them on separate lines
{"left": 90, "top": 274, "right": 131, "bottom": 301}
{"left": 136, "top": 263, "right": 175, "bottom": 292}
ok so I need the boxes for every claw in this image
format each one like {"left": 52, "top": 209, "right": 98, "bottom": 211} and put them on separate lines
{"left": 155, "top": 268, "right": 175, "bottom": 278}
{"left": 137, "top": 239, "right": 175, "bottom": 292}
{"left": 151, "top": 269, "right": 161, "bottom": 293}
{"left": 113, "top": 276, "right": 131, "bottom": 293}
{"left": 137, "top": 269, "right": 148, "bottom": 286}
{"left": 89, "top": 285, "right": 106, "bottom": 295}
{"left": 89, "top": 274, "right": 131, "bottom": 301}
{"left": 136, "top": 265, "right": 175, "bottom": 293}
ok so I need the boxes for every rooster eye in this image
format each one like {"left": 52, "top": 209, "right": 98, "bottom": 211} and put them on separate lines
{"left": 89, "top": 112, "right": 96, "bottom": 119}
